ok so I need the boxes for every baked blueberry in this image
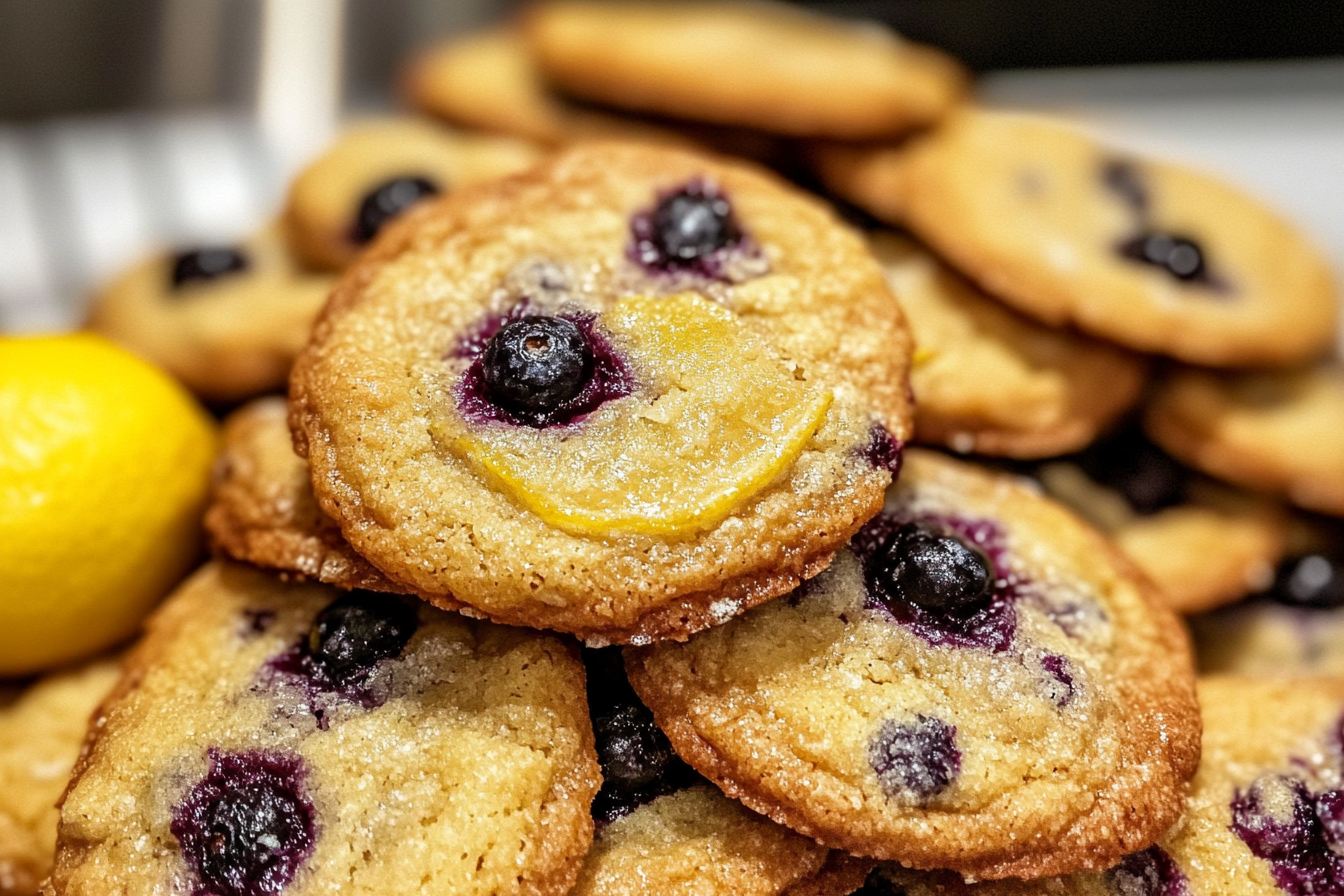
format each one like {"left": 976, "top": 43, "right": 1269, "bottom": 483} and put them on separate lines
{"left": 868, "top": 715, "right": 960, "bottom": 801}
{"left": 170, "top": 749, "right": 315, "bottom": 896}
{"left": 306, "top": 591, "right": 418, "bottom": 689}
{"left": 1232, "top": 773, "right": 1344, "bottom": 894}
{"left": 1270, "top": 554, "right": 1344, "bottom": 609}
{"left": 353, "top": 175, "right": 440, "bottom": 244}
{"left": 1316, "top": 790, "right": 1344, "bottom": 857}
{"left": 1102, "top": 846, "right": 1189, "bottom": 896}
{"left": 481, "top": 315, "right": 593, "bottom": 425}
{"left": 1118, "top": 232, "right": 1209, "bottom": 284}
{"left": 870, "top": 522, "right": 993, "bottom": 617}
{"left": 631, "top": 180, "right": 741, "bottom": 272}
{"left": 170, "top": 247, "right": 249, "bottom": 288}
{"left": 1101, "top": 159, "right": 1150, "bottom": 216}
{"left": 1076, "top": 427, "right": 1189, "bottom": 516}
{"left": 862, "top": 422, "right": 905, "bottom": 475}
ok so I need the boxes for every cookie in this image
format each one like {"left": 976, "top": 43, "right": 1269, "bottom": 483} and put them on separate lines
{"left": 204, "top": 397, "right": 409, "bottom": 595}
{"left": 51, "top": 562, "right": 599, "bottom": 896}
{"left": 816, "top": 109, "right": 1339, "bottom": 367}
{"left": 289, "top": 141, "right": 913, "bottom": 643}
{"left": 1146, "top": 364, "right": 1344, "bottom": 518}
{"left": 521, "top": 2, "right": 967, "bottom": 139}
{"left": 871, "top": 232, "right": 1147, "bottom": 458}
{"left": 855, "top": 677, "right": 1344, "bottom": 895}
{"left": 283, "top": 119, "right": 542, "bottom": 271}
{"left": 86, "top": 225, "right": 335, "bottom": 403}
{"left": 1035, "top": 426, "right": 1287, "bottom": 614}
{"left": 0, "top": 658, "right": 120, "bottom": 896}
{"left": 574, "top": 648, "right": 852, "bottom": 896}
{"left": 626, "top": 449, "right": 1200, "bottom": 879}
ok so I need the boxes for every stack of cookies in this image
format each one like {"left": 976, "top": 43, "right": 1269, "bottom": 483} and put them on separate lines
{"left": 5, "top": 4, "right": 1344, "bottom": 896}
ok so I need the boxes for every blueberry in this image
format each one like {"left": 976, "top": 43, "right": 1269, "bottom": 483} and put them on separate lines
{"left": 1103, "top": 846, "right": 1189, "bottom": 896}
{"left": 632, "top": 181, "right": 740, "bottom": 270}
{"left": 870, "top": 522, "right": 993, "bottom": 617}
{"left": 1118, "top": 232, "right": 1209, "bottom": 283}
{"left": 1317, "top": 791, "right": 1344, "bottom": 857}
{"left": 481, "top": 315, "right": 593, "bottom": 426}
{"left": 1076, "top": 427, "right": 1189, "bottom": 516}
{"left": 171, "top": 750, "right": 315, "bottom": 896}
{"left": 868, "top": 715, "right": 960, "bottom": 801}
{"left": 307, "top": 591, "right": 418, "bottom": 689}
{"left": 353, "top": 175, "right": 440, "bottom": 244}
{"left": 170, "top": 247, "right": 249, "bottom": 288}
{"left": 861, "top": 423, "right": 904, "bottom": 475}
{"left": 1231, "top": 774, "right": 1316, "bottom": 862}
{"left": 1101, "top": 159, "right": 1150, "bottom": 216}
{"left": 1270, "top": 554, "right": 1344, "bottom": 609}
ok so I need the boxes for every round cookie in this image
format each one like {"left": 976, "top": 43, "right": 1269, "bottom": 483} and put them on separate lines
{"left": 289, "top": 141, "right": 914, "bottom": 643}
{"left": 205, "top": 397, "right": 410, "bottom": 595}
{"left": 626, "top": 449, "right": 1200, "bottom": 879}
{"left": 521, "top": 2, "right": 967, "bottom": 139}
{"left": 283, "top": 119, "right": 542, "bottom": 271}
{"left": 86, "top": 225, "right": 335, "bottom": 403}
{"left": 816, "top": 109, "right": 1339, "bottom": 367}
{"left": 872, "top": 231, "right": 1147, "bottom": 458}
{"left": 51, "top": 561, "right": 599, "bottom": 896}
{"left": 853, "top": 677, "right": 1344, "bottom": 895}
{"left": 1146, "top": 364, "right": 1344, "bottom": 518}
{"left": 1034, "top": 426, "right": 1287, "bottom": 614}
{"left": 0, "top": 658, "right": 120, "bottom": 896}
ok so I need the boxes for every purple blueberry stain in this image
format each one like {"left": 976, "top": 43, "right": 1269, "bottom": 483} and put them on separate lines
{"left": 170, "top": 749, "right": 315, "bottom": 896}
{"left": 453, "top": 304, "right": 635, "bottom": 430}
{"left": 1231, "top": 772, "right": 1344, "bottom": 894}
{"left": 1103, "top": 846, "right": 1189, "bottom": 896}
{"left": 860, "top": 423, "right": 904, "bottom": 476}
{"left": 868, "top": 714, "right": 960, "bottom": 802}
{"left": 628, "top": 178, "right": 764, "bottom": 281}
{"left": 852, "top": 512, "right": 1019, "bottom": 652}
{"left": 1040, "top": 654, "right": 1077, "bottom": 708}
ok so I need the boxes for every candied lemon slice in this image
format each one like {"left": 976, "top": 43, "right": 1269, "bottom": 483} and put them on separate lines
{"left": 450, "top": 292, "right": 832, "bottom": 537}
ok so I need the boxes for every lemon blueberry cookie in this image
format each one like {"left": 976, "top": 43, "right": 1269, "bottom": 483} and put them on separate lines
{"left": 50, "top": 562, "right": 599, "bottom": 896}
{"left": 521, "top": 2, "right": 966, "bottom": 139}
{"left": 626, "top": 449, "right": 1200, "bottom": 879}
{"left": 816, "top": 109, "right": 1338, "bottom": 367}
{"left": 872, "top": 231, "right": 1146, "bottom": 459}
{"left": 86, "top": 225, "right": 335, "bottom": 403}
{"left": 289, "top": 141, "right": 914, "bottom": 643}
{"left": 205, "top": 397, "right": 407, "bottom": 595}
{"left": 0, "top": 658, "right": 120, "bottom": 896}
{"left": 283, "top": 119, "right": 542, "bottom": 272}
{"left": 1146, "top": 364, "right": 1344, "bottom": 519}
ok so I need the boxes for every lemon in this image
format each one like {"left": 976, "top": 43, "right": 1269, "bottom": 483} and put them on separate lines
{"left": 0, "top": 333, "right": 217, "bottom": 676}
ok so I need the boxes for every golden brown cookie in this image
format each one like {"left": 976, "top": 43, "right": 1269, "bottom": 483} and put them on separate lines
{"left": 522, "top": 2, "right": 966, "bottom": 139}
{"left": 1146, "top": 363, "right": 1344, "bottom": 518}
{"left": 86, "top": 225, "right": 334, "bottom": 403}
{"left": 283, "top": 118, "right": 542, "bottom": 271}
{"left": 0, "top": 658, "right": 120, "bottom": 896}
{"left": 817, "top": 109, "right": 1339, "bottom": 367}
{"left": 51, "top": 562, "right": 599, "bottom": 896}
{"left": 872, "top": 231, "right": 1146, "bottom": 458}
{"left": 204, "top": 397, "right": 408, "bottom": 595}
{"left": 289, "top": 141, "right": 913, "bottom": 643}
{"left": 627, "top": 449, "right": 1200, "bottom": 879}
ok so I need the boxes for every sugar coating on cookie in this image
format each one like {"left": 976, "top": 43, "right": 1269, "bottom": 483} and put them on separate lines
{"left": 627, "top": 449, "right": 1199, "bottom": 879}
{"left": 204, "top": 397, "right": 410, "bottom": 595}
{"left": 86, "top": 225, "right": 335, "bottom": 403}
{"left": 522, "top": 1, "right": 966, "bottom": 139}
{"left": 289, "top": 141, "right": 913, "bottom": 643}
{"left": 51, "top": 562, "right": 599, "bottom": 896}
{"left": 817, "top": 109, "right": 1338, "bottom": 367}
{"left": 283, "top": 119, "right": 542, "bottom": 271}
{"left": 0, "top": 658, "right": 120, "bottom": 896}
{"left": 1146, "top": 364, "right": 1344, "bottom": 519}
{"left": 872, "top": 232, "right": 1147, "bottom": 459}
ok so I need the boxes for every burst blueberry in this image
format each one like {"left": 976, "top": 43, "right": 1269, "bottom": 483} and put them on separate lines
{"left": 868, "top": 714, "right": 960, "bottom": 801}
{"left": 353, "top": 175, "right": 440, "bottom": 243}
{"left": 481, "top": 315, "right": 593, "bottom": 426}
{"left": 1102, "top": 846, "right": 1190, "bottom": 896}
{"left": 307, "top": 591, "right": 418, "bottom": 689}
{"left": 171, "top": 247, "right": 249, "bottom": 288}
{"left": 870, "top": 522, "right": 993, "bottom": 617}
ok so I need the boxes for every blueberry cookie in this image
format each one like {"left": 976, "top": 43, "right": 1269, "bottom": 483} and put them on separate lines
{"left": 1146, "top": 364, "right": 1344, "bottom": 519}
{"left": 289, "top": 141, "right": 913, "bottom": 643}
{"left": 574, "top": 648, "right": 860, "bottom": 896}
{"left": 0, "top": 658, "right": 120, "bottom": 896}
{"left": 51, "top": 562, "right": 599, "bottom": 896}
{"left": 852, "top": 677, "right": 1344, "bottom": 895}
{"left": 1035, "top": 426, "right": 1287, "bottom": 614}
{"left": 521, "top": 2, "right": 966, "bottom": 139}
{"left": 626, "top": 449, "right": 1200, "bottom": 879}
{"left": 205, "top": 397, "right": 411, "bottom": 595}
{"left": 872, "top": 232, "right": 1146, "bottom": 458}
{"left": 284, "top": 119, "right": 542, "bottom": 271}
{"left": 816, "top": 109, "right": 1338, "bottom": 367}
{"left": 86, "top": 225, "right": 335, "bottom": 403}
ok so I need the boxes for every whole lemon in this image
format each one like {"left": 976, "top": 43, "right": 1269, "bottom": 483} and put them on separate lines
{"left": 0, "top": 333, "right": 217, "bottom": 676}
